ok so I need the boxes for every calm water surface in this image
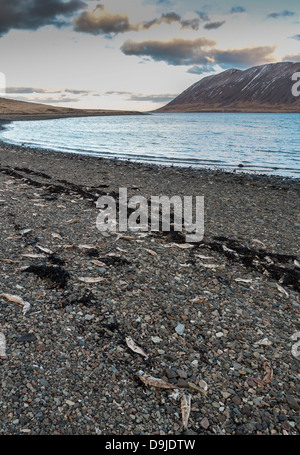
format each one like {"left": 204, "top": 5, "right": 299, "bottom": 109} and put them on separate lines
{"left": 1, "top": 113, "right": 300, "bottom": 178}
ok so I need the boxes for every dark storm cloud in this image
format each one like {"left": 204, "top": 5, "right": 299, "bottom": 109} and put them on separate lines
{"left": 204, "top": 21, "right": 226, "bottom": 30}
{"left": 74, "top": 4, "right": 202, "bottom": 35}
{"left": 121, "top": 37, "right": 276, "bottom": 68}
{"left": 267, "top": 10, "right": 296, "bottom": 19}
{"left": 230, "top": 6, "right": 246, "bottom": 14}
{"left": 0, "top": 0, "right": 86, "bottom": 36}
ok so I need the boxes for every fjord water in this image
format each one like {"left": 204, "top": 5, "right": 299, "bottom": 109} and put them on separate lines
{"left": 1, "top": 113, "right": 300, "bottom": 178}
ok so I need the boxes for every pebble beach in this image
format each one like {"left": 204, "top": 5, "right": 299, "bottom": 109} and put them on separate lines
{"left": 0, "top": 140, "right": 299, "bottom": 436}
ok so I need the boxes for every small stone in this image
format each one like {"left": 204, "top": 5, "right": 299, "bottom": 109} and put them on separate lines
{"left": 222, "top": 391, "right": 231, "bottom": 399}
{"left": 200, "top": 417, "right": 210, "bottom": 430}
{"left": 232, "top": 395, "right": 242, "bottom": 406}
{"left": 176, "top": 369, "right": 188, "bottom": 379}
{"left": 286, "top": 394, "right": 300, "bottom": 411}
{"left": 151, "top": 336, "right": 163, "bottom": 344}
{"left": 85, "top": 315, "right": 94, "bottom": 321}
{"left": 175, "top": 324, "right": 185, "bottom": 335}
{"left": 16, "top": 333, "right": 37, "bottom": 343}
{"left": 242, "top": 405, "right": 252, "bottom": 416}
{"left": 177, "top": 378, "right": 189, "bottom": 388}
{"left": 66, "top": 400, "right": 75, "bottom": 406}
{"left": 165, "top": 368, "right": 177, "bottom": 379}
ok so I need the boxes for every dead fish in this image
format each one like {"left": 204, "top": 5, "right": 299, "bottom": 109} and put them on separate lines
{"left": 36, "top": 245, "right": 53, "bottom": 255}
{"left": 78, "top": 277, "right": 104, "bottom": 284}
{"left": 139, "top": 373, "right": 176, "bottom": 389}
{"left": 0, "top": 333, "right": 7, "bottom": 359}
{"left": 181, "top": 393, "right": 192, "bottom": 430}
{"left": 126, "top": 337, "right": 149, "bottom": 360}
{"left": 0, "top": 293, "right": 31, "bottom": 316}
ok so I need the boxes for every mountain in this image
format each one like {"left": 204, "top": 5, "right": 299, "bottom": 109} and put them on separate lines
{"left": 0, "top": 97, "right": 142, "bottom": 121}
{"left": 156, "top": 62, "right": 300, "bottom": 113}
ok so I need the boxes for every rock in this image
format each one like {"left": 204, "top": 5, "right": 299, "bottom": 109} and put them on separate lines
{"left": 200, "top": 417, "right": 210, "bottom": 430}
{"left": 165, "top": 368, "right": 178, "bottom": 379}
{"left": 16, "top": 333, "right": 37, "bottom": 343}
{"left": 184, "top": 429, "right": 198, "bottom": 435}
{"left": 176, "top": 369, "right": 188, "bottom": 379}
{"left": 151, "top": 336, "right": 163, "bottom": 344}
{"left": 175, "top": 323, "right": 185, "bottom": 335}
{"left": 177, "top": 378, "right": 189, "bottom": 388}
{"left": 232, "top": 395, "right": 242, "bottom": 406}
{"left": 286, "top": 394, "right": 300, "bottom": 411}
{"left": 242, "top": 405, "right": 252, "bottom": 416}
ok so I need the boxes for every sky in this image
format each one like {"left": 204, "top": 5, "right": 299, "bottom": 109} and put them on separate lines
{"left": 0, "top": 0, "right": 300, "bottom": 111}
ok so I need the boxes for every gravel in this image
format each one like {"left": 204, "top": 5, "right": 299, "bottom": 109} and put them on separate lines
{"left": 0, "top": 141, "right": 299, "bottom": 435}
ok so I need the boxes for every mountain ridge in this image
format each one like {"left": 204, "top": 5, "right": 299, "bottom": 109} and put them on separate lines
{"left": 155, "top": 62, "right": 300, "bottom": 113}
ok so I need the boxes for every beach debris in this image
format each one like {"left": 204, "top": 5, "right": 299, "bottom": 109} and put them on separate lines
{"left": 169, "top": 390, "right": 181, "bottom": 401}
{"left": 222, "top": 245, "right": 239, "bottom": 259}
{"left": 51, "top": 233, "right": 63, "bottom": 240}
{"left": 22, "top": 265, "right": 70, "bottom": 288}
{"left": 0, "top": 333, "right": 7, "bottom": 359}
{"left": 1, "top": 259, "right": 21, "bottom": 264}
{"left": 20, "top": 228, "right": 32, "bottom": 236}
{"left": 252, "top": 239, "right": 266, "bottom": 247}
{"left": 198, "top": 262, "right": 221, "bottom": 269}
{"left": 198, "top": 379, "right": 208, "bottom": 392}
{"left": 116, "top": 247, "right": 129, "bottom": 253}
{"left": 36, "top": 245, "right": 53, "bottom": 255}
{"left": 78, "top": 244, "right": 96, "bottom": 250}
{"left": 144, "top": 249, "right": 158, "bottom": 257}
{"left": 195, "top": 255, "right": 215, "bottom": 260}
{"left": 276, "top": 284, "right": 289, "bottom": 297}
{"left": 0, "top": 293, "right": 31, "bottom": 316}
{"left": 139, "top": 373, "right": 176, "bottom": 389}
{"left": 125, "top": 337, "right": 149, "bottom": 360}
{"left": 164, "top": 244, "right": 194, "bottom": 249}
{"left": 255, "top": 338, "right": 273, "bottom": 347}
{"left": 235, "top": 278, "right": 253, "bottom": 284}
{"left": 291, "top": 332, "right": 300, "bottom": 360}
{"left": 22, "top": 253, "right": 46, "bottom": 259}
{"left": 78, "top": 277, "right": 104, "bottom": 284}
{"left": 91, "top": 260, "right": 108, "bottom": 268}
{"left": 181, "top": 393, "right": 191, "bottom": 430}
{"left": 251, "top": 361, "right": 274, "bottom": 386}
